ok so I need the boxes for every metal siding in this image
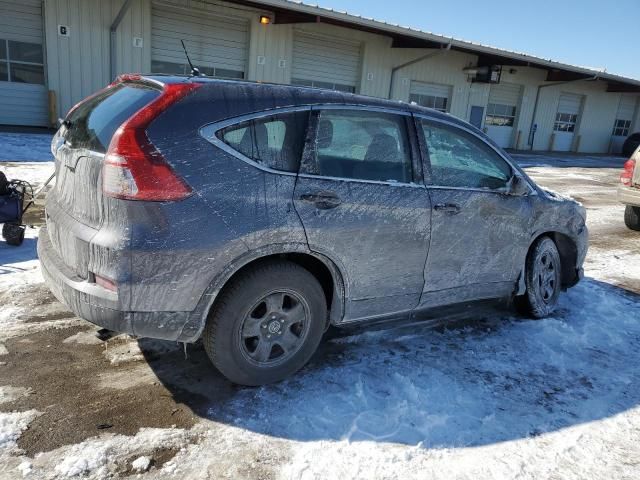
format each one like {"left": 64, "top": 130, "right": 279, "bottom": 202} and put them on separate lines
{"left": 488, "top": 82, "right": 522, "bottom": 106}
{"left": 151, "top": 3, "right": 249, "bottom": 74}
{"left": 0, "top": 0, "right": 47, "bottom": 126}
{"left": 291, "top": 29, "right": 362, "bottom": 88}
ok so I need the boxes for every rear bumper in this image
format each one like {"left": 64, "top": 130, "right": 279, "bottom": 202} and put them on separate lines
{"left": 618, "top": 185, "right": 640, "bottom": 207}
{"left": 38, "top": 226, "right": 198, "bottom": 342}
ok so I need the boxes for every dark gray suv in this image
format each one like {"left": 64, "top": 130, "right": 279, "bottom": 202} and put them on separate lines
{"left": 38, "top": 75, "right": 588, "bottom": 385}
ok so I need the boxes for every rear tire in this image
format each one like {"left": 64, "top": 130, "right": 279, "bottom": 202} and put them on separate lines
{"left": 203, "top": 260, "right": 327, "bottom": 386}
{"left": 515, "top": 237, "right": 562, "bottom": 318}
{"left": 2, "top": 224, "right": 25, "bottom": 246}
{"left": 624, "top": 205, "right": 640, "bottom": 231}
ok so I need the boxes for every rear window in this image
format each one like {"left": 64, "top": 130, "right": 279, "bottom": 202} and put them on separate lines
{"left": 64, "top": 83, "right": 161, "bottom": 153}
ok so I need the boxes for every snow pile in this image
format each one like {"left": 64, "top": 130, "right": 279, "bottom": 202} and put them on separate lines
{"left": 0, "top": 410, "right": 38, "bottom": 450}
{"left": 0, "top": 133, "right": 53, "bottom": 162}
{"left": 131, "top": 455, "right": 151, "bottom": 472}
{"left": 32, "top": 427, "right": 194, "bottom": 479}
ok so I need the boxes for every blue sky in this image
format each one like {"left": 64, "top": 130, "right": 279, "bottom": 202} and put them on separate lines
{"left": 312, "top": 0, "right": 640, "bottom": 81}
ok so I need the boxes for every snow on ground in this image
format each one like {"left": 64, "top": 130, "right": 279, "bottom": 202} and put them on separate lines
{"left": 0, "top": 153, "right": 639, "bottom": 478}
{"left": 0, "top": 133, "right": 53, "bottom": 162}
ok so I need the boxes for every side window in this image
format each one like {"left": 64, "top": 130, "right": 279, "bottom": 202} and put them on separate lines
{"left": 217, "top": 111, "right": 309, "bottom": 172}
{"left": 421, "top": 121, "right": 512, "bottom": 190}
{"left": 312, "top": 110, "right": 413, "bottom": 183}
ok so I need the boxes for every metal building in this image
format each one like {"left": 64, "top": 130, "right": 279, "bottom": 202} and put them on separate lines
{"left": 1, "top": 0, "right": 639, "bottom": 154}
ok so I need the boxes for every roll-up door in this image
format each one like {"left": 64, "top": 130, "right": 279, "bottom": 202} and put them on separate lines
{"left": 409, "top": 81, "right": 451, "bottom": 113}
{"left": 611, "top": 95, "right": 639, "bottom": 153}
{"left": 151, "top": 3, "right": 249, "bottom": 79}
{"left": 291, "top": 30, "right": 362, "bottom": 93}
{"left": 485, "top": 83, "right": 522, "bottom": 148}
{"left": 553, "top": 93, "right": 584, "bottom": 152}
{"left": 0, "top": 0, "right": 48, "bottom": 126}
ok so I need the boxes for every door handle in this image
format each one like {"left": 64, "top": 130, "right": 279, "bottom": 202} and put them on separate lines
{"left": 434, "top": 203, "right": 461, "bottom": 214}
{"left": 300, "top": 191, "right": 342, "bottom": 210}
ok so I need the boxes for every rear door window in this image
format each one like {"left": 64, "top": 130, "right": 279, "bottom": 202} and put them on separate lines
{"left": 64, "top": 83, "right": 161, "bottom": 153}
{"left": 217, "top": 111, "right": 309, "bottom": 173}
{"left": 308, "top": 109, "right": 413, "bottom": 183}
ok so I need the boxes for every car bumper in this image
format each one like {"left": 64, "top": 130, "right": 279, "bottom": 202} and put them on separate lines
{"left": 38, "top": 226, "right": 198, "bottom": 342}
{"left": 618, "top": 185, "right": 640, "bottom": 207}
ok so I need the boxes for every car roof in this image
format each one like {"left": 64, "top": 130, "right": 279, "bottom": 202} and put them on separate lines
{"left": 142, "top": 74, "right": 472, "bottom": 130}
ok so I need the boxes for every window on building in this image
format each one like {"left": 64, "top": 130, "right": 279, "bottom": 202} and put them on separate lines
{"left": 612, "top": 119, "right": 632, "bottom": 137}
{"left": 485, "top": 103, "right": 517, "bottom": 127}
{"left": 216, "top": 111, "right": 309, "bottom": 172}
{"left": 553, "top": 113, "right": 579, "bottom": 133}
{"left": 409, "top": 93, "right": 448, "bottom": 113}
{"left": 307, "top": 109, "right": 413, "bottom": 183}
{"left": 421, "top": 120, "right": 512, "bottom": 190}
{"left": 0, "top": 39, "right": 45, "bottom": 84}
{"left": 150, "top": 60, "right": 244, "bottom": 80}
{"left": 291, "top": 78, "right": 356, "bottom": 93}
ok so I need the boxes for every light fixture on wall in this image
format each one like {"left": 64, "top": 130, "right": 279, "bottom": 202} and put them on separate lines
{"left": 260, "top": 15, "right": 272, "bottom": 25}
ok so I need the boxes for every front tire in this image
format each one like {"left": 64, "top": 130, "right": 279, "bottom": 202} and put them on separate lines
{"left": 203, "top": 260, "right": 327, "bottom": 386}
{"left": 624, "top": 205, "right": 640, "bottom": 231}
{"left": 516, "top": 237, "right": 562, "bottom": 318}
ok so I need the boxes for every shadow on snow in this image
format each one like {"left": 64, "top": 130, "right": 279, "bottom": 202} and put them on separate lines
{"left": 141, "top": 278, "right": 640, "bottom": 449}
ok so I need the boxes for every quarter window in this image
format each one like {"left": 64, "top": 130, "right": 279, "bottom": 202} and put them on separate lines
{"left": 485, "top": 103, "right": 516, "bottom": 127}
{"left": 612, "top": 119, "right": 632, "bottom": 137}
{"left": 309, "top": 110, "right": 413, "bottom": 183}
{"left": 0, "top": 39, "right": 45, "bottom": 84}
{"left": 217, "top": 111, "right": 309, "bottom": 173}
{"left": 421, "top": 121, "right": 512, "bottom": 190}
{"left": 554, "top": 113, "right": 578, "bottom": 133}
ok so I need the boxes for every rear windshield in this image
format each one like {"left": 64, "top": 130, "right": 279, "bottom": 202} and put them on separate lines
{"left": 64, "top": 83, "right": 161, "bottom": 153}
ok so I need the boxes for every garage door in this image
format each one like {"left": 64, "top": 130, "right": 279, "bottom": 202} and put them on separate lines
{"left": 485, "top": 83, "right": 522, "bottom": 148}
{"left": 151, "top": 3, "right": 248, "bottom": 79}
{"left": 409, "top": 81, "right": 451, "bottom": 113}
{"left": 610, "top": 95, "right": 638, "bottom": 154}
{"left": 553, "top": 93, "right": 584, "bottom": 152}
{"left": 0, "top": 0, "right": 48, "bottom": 126}
{"left": 291, "top": 30, "right": 361, "bottom": 93}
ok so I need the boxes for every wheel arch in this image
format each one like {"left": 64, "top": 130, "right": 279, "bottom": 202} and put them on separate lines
{"left": 184, "top": 246, "right": 346, "bottom": 342}
{"left": 520, "top": 231, "right": 579, "bottom": 293}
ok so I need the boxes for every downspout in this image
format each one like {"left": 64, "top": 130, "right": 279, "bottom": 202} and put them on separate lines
{"left": 388, "top": 40, "right": 452, "bottom": 100}
{"left": 528, "top": 73, "right": 600, "bottom": 150}
{"left": 110, "top": 0, "right": 134, "bottom": 81}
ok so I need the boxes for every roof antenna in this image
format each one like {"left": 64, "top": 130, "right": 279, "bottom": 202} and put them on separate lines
{"left": 180, "top": 39, "right": 201, "bottom": 77}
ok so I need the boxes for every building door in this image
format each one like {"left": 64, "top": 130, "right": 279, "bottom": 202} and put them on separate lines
{"left": 409, "top": 81, "right": 451, "bottom": 113}
{"left": 553, "top": 93, "right": 584, "bottom": 152}
{"left": 485, "top": 83, "right": 522, "bottom": 148}
{"left": 0, "top": 0, "right": 48, "bottom": 126}
{"left": 611, "top": 95, "right": 638, "bottom": 154}
{"left": 469, "top": 106, "right": 484, "bottom": 129}
{"left": 291, "top": 30, "right": 362, "bottom": 93}
{"left": 150, "top": 2, "right": 249, "bottom": 79}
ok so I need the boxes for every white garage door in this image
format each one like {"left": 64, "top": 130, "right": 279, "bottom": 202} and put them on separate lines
{"left": 151, "top": 3, "right": 249, "bottom": 79}
{"left": 553, "top": 93, "right": 584, "bottom": 152}
{"left": 291, "top": 30, "right": 362, "bottom": 93}
{"left": 485, "top": 83, "right": 522, "bottom": 148}
{"left": 0, "top": 0, "right": 48, "bottom": 126}
{"left": 409, "top": 81, "right": 451, "bottom": 113}
{"left": 610, "top": 95, "right": 638, "bottom": 154}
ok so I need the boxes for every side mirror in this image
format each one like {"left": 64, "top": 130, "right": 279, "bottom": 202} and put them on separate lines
{"left": 506, "top": 175, "right": 529, "bottom": 196}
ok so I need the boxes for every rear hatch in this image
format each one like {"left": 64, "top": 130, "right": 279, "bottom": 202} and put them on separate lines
{"left": 633, "top": 149, "right": 640, "bottom": 186}
{"left": 47, "top": 80, "right": 162, "bottom": 277}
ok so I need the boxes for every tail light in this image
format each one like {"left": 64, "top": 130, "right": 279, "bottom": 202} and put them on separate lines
{"left": 102, "top": 82, "right": 201, "bottom": 201}
{"left": 95, "top": 273, "right": 117, "bottom": 292}
{"left": 620, "top": 159, "right": 636, "bottom": 186}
